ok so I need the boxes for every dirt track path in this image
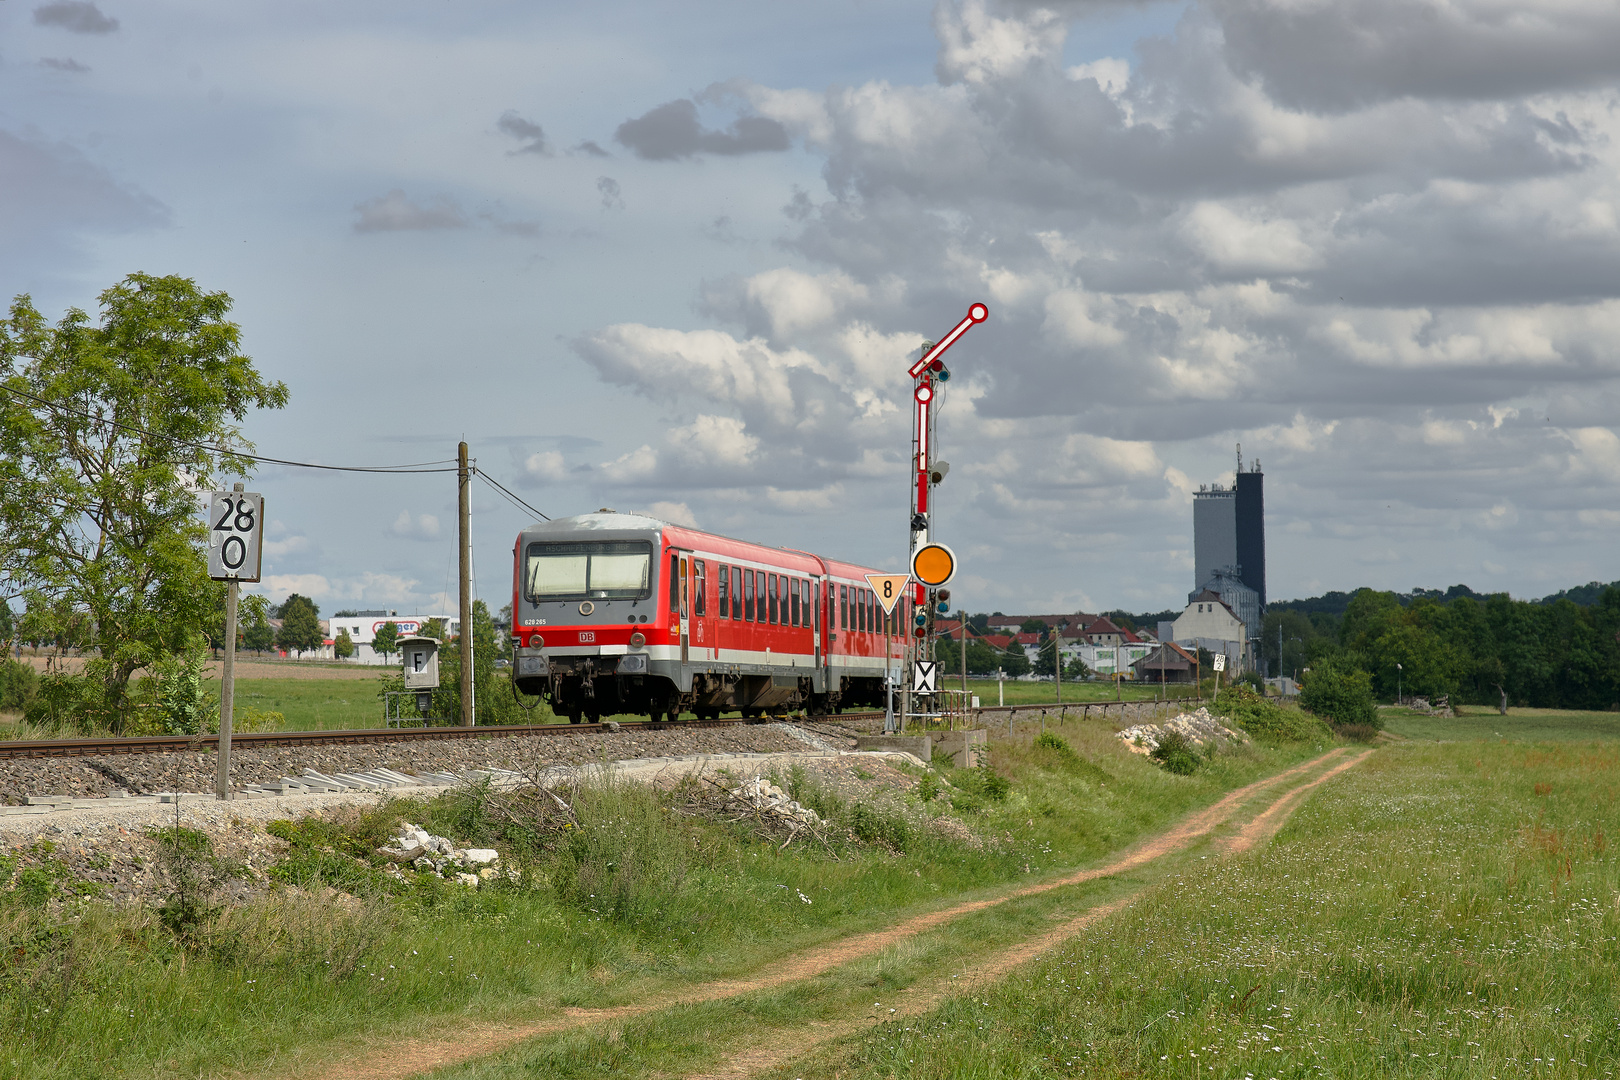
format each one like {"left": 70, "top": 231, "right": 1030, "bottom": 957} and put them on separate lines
{"left": 296, "top": 747, "right": 1368, "bottom": 1080}
{"left": 680, "top": 748, "right": 1375, "bottom": 1080}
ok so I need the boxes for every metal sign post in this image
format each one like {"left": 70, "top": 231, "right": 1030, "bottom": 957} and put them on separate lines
{"left": 206, "top": 483, "right": 264, "bottom": 801}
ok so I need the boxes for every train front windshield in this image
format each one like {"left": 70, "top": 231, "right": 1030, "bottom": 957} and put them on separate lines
{"left": 525, "top": 541, "right": 652, "bottom": 601}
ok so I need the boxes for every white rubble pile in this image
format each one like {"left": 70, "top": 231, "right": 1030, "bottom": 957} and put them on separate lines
{"left": 730, "top": 777, "right": 822, "bottom": 827}
{"left": 375, "top": 822, "right": 514, "bottom": 887}
{"left": 1115, "top": 708, "right": 1248, "bottom": 756}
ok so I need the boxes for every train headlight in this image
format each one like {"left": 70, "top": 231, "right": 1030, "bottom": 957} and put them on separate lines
{"left": 629, "top": 631, "right": 646, "bottom": 648}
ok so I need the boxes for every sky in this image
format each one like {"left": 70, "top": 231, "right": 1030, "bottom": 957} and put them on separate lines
{"left": 5, "top": 0, "right": 1620, "bottom": 619}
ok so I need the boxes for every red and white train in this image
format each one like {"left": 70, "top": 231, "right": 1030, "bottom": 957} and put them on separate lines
{"left": 511, "top": 511, "right": 909, "bottom": 721}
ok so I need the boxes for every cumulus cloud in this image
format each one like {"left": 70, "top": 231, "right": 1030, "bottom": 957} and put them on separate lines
{"left": 390, "top": 511, "right": 441, "bottom": 541}
{"left": 352, "top": 190, "right": 468, "bottom": 233}
{"left": 33, "top": 1, "right": 118, "bottom": 34}
{"left": 566, "top": 0, "right": 1620, "bottom": 605}
{"left": 615, "top": 99, "right": 790, "bottom": 160}
{"left": 521, "top": 450, "right": 569, "bottom": 485}
{"left": 642, "top": 501, "right": 698, "bottom": 527}
{"left": 497, "top": 111, "right": 549, "bottom": 155}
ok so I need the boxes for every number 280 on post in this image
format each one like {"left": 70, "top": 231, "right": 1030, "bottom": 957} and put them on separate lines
{"left": 206, "top": 491, "right": 265, "bottom": 582}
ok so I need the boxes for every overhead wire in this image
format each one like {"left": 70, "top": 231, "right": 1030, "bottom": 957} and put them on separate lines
{"left": 0, "top": 382, "right": 458, "bottom": 473}
{"left": 472, "top": 467, "right": 551, "bottom": 521}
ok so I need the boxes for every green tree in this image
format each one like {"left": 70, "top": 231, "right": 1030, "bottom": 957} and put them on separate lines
{"left": 1000, "top": 639, "right": 1031, "bottom": 678}
{"left": 372, "top": 620, "right": 400, "bottom": 664}
{"left": 275, "top": 594, "right": 322, "bottom": 659}
{"left": 242, "top": 608, "right": 275, "bottom": 655}
{"left": 0, "top": 274, "right": 287, "bottom": 731}
{"left": 1299, "top": 658, "right": 1380, "bottom": 728}
{"left": 333, "top": 628, "right": 355, "bottom": 660}
{"left": 427, "top": 599, "right": 540, "bottom": 725}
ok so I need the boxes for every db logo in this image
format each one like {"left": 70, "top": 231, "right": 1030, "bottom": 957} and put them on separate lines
{"left": 578, "top": 631, "right": 596, "bottom": 644}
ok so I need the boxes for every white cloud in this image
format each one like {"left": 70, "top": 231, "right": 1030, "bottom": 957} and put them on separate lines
{"left": 521, "top": 451, "right": 569, "bottom": 485}
{"left": 643, "top": 501, "right": 698, "bottom": 526}
{"left": 390, "top": 511, "right": 441, "bottom": 540}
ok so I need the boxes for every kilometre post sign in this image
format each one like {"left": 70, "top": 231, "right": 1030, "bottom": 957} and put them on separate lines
{"left": 207, "top": 491, "right": 264, "bottom": 582}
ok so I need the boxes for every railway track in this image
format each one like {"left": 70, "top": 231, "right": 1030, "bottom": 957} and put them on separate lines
{"left": 0, "top": 698, "right": 1192, "bottom": 761}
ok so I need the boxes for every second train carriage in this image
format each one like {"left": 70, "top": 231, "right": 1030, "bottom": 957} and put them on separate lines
{"left": 511, "top": 511, "right": 910, "bottom": 722}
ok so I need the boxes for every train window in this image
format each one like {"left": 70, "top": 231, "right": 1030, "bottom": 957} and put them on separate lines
{"left": 668, "top": 552, "right": 679, "bottom": 608}
{"left": 778, "top": 576, "right": 788, "bottom": 627}
{"left": 693, "top": 560, "right": 706, "bottom": 616}
{"left": 732, "top": 566, "right": 743, "bottom": 619}
{"left": 804, "top": 579, "right": 812, "bottom": 628}
{"left": 789, "top": 578, "right": 800, "bottom": 627}
{"left": 839, "top": 585, "right": 848, "bottom": 630}
{"left": 717, "top": 565, "right": 728, "bottom": 618}
{"left": 854, "top": 588, "right": 863, "bottom": 633}
{"left": 524, "top": 540, "right": 653, "bottom": 602}
{"left": 744, "top": 569, "right": 755, "bottom": 622}
{"left": 766, "top": 573, "right": 778, "bottom": 624}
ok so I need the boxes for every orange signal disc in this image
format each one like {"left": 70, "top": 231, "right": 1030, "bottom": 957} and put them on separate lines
{"left": 911, "top": 543, "right": 957, "bottom": 587}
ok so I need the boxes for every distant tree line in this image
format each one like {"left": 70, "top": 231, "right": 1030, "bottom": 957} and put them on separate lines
{"left": 1262, "top": 586, "right": 1620, "bottom": 711}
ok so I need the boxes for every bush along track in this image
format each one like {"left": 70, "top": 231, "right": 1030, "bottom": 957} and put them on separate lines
{"left": 0, "top": 719, "right": 1341, "bottom": 1079}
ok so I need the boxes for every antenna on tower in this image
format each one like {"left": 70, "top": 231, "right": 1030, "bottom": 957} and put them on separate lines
{"left": 1236, "top": 442, "right": 1243, "bottom": 475}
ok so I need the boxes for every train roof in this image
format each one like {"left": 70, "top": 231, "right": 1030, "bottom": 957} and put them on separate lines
{"left": 519, "top": 512, "right": 894, "bottom": 581}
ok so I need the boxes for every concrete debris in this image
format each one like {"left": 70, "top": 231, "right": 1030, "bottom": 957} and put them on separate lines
{"left": 730, "top": 777, "right": 822, "bottom": 827}
{"left": 1115, "top": 708, "right": 1248, "bottom": 755}
{"left": 375, "top": 822, "right": 514, "bottom": 887}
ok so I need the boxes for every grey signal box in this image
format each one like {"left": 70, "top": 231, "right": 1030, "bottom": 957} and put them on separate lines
{"left": 400, "top": 636, "right": 441, "bottom": 690}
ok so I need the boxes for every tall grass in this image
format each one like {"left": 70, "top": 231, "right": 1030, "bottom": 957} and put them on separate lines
{"left": 833, "top": 740, "right": 1620, "bottom": 1079}
{"left": 0, "top": 719, "right": 1323, "bottom": 1078}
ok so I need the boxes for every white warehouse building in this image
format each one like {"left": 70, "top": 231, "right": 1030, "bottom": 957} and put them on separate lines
{"left": 329, "top": 610, "right": 461, "bottom": 664}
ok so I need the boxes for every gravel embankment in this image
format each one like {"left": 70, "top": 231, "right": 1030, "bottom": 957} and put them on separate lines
{"left": 0, "top": 718, "right": 884, "bottom": 803}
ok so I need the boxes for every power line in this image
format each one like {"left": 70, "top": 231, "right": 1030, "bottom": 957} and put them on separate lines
{"left": 473, "top": 467, "right": 551, "bottom": 521}
{"left": 0, "top": 382, "right": 458, "bottom": 474}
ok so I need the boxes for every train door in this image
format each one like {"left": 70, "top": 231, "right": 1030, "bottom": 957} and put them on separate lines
{"left": 678, "top": 554, "right": 690, "bottom": 663}
{"left": 691, "top": 558, "right": 709, "bottom": 661}
{"left": 812, "top": 579, "right": 822, "bottom": 667}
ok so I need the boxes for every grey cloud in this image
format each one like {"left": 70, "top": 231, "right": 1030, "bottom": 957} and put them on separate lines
{"left": 1212, "top": 0, "right": 1620, "bottom": 113}
{"left": 352, "top": 190, "right": 468, "bottom": 233}
{"left": 614, "top": 99, "right": 790, "bottom": 161}
{"left": 33, "top": 1, "right": 118, "bottom": 34}
{"left": 39, "top": 57, "right": 90, "bottom": 72}
{"left": 496, "top": 111, "right": 549, "bottom": 155}
{"left": 572, "top": 141, "right": 611, "bottom": 158}
{"left": 0, "top": 126, "right": 165, "bottom": 258}
{"left": 596, "top": 176, "right": 623, "bottom": 210}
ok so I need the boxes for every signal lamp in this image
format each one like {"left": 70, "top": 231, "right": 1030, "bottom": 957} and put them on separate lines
{"left": 937, "top": 367, "right": 950, "bottom": 381}
{"left": 914, "top": 611, "right": 927, "bottom": 626}
{"left": 938, "top": 589, "right": 951, "bottom": 602}
{"left": 929, "top": 359, "right": 944, "bottom": 372}
{"left": 936, "top": 601, "right": 950, "bottom": 615}
{"left": 913, "top": 626, "right": 926, "bottom": 638}
{"left": 532, "top": 635, "right": 545, "bottom": 648}
{"left": 629, "top": 631, "right": 646, "bottom": 648}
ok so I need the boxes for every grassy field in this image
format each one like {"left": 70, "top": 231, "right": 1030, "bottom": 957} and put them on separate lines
{"left": 953, "top": 677, "right": 1198, "bottom": 707}
{"left": 1383, "top": 703, "right": 1620, "bottom": 743}
{"left": 783, "top": 736, "right": 1620, "bottom": 1078}
{"left": 0, "top": 717, "right": 1324, "bottom": 1078}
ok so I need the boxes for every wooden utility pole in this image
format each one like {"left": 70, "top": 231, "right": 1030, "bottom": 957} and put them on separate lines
{"left": 458, "top": 441, "right": 473, "bottom": 727}
{"left": 1054, "top": 624, "right": 1061, "bottom": 704}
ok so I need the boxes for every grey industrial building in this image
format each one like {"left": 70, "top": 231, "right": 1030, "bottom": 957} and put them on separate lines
{"left": 1185, "top": 449, "right": 1266, "bottom": 666}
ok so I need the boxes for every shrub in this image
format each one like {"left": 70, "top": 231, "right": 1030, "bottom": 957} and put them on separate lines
{"left": 1033, "top": 731, "right": 1071, "bottom": 754}
{"left": 1214, "top": 685, "right": 1331, "bottom": 743}
{"left": 1150, "top": 730, "right": 1201, "bottom": 775}
{"left": 850, "top": 804, "right": 910, "bottom": 852}
{"left": 1332, "top": 722, "right": 1380, "bottom": 744}
{"left": 1299, "top": 660, "right": 1381, "bottom": 729}
{"left": 0, "top": 660, "right": 37, "bottom": 712}
{"left": 950, "top": 762, "right": 1011, "bottom": 813}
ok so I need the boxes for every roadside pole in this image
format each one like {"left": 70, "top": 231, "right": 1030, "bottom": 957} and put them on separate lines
{"left": 1054, "top": 629, "right": 1061, "bottom": 704}
{"left": 458, "top": 441, "right": 473, "bottom": 727}
{"left": 206, "top": 482, "right": 262, "bottom": 801}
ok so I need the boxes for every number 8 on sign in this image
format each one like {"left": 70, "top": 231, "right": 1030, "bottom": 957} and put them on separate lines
{"left": 206, "top": 491, "right": 265, "bottom": 583}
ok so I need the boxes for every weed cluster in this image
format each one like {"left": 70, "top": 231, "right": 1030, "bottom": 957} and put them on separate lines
{"left": 1150, "top": 729, "right": 1203, "bottom": 774}
{"left": 1214, "top": 685, "right": 1332, "bottom": 743}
